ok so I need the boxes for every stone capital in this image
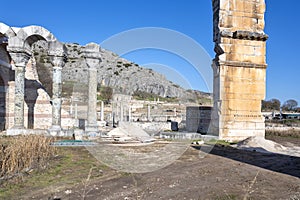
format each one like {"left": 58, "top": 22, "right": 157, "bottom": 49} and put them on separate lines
{"left": 7, "top": 36, "right": 31, "bottom": 67}
{"left": 83, "top": 43, "right": 101, "bottom": 68}
{"left": 48, "top": 41, "right": 67, "bottom": 67}
{"left": 50, "top": 56, "right": 65, "bottom": 68}
{"left": 9, "top": 51, "right": 31, "bottom": 68}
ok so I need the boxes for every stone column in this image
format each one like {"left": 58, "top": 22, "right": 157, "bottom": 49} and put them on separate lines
{"left": 7, "top": 36, "right": 31, "bottom": 133}
{"left": 48, "top": 41, "right": 66, "bottom": 135}
{"left": 147, "top": 104, "right": 151, "bottom": 121}
{"left": 9, "top": 52, "right": 30, "bottom": 129}
{"left": 100, "top": 101, "right": 104, "bottom": 121}
{"left": 211, "top": 0, "right": 268, "bottom": 141}
{"left": 120, "top": 102, "right": 123, "bottom": 122}
{"left": 128, "top": 105, "right": 132, "bottom": 122}
{"left": 84, "top": 43, "right": 101, "bottom": 133}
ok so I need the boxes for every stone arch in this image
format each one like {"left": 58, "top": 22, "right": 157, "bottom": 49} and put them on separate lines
{"left": 0, "top": 22, "right": 16, "bottom": 38}
{"left": 8, "top": 26, "right": 58, "bottom": 130}
{"left": 16, "top": 25, "right": 57, "bottom": 46}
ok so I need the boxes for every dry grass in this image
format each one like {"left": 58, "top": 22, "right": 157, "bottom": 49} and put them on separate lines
{"left": 266, "top": 129, "right": 300, "bottom": 138}
{"left": 0, "top": 135, "right": 56, "bottom": 182}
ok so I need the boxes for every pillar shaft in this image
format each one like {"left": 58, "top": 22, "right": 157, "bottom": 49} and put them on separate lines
{"left": 48, "top": 41, "right": 66, "bottom": 134}
{"left": 7, "top": 48, "right": 30, "bottom": 130}
{"left": 52, "top": 66, "right": 62, "bottom": 127}
{"left": 147, "top": 104, "right": 151, "bottom": 121}
{"left": 87, "top": 67, "right": 98, "bottom": 127}
{"left": 100, "top": 101, "right": 104, "bottom": 121}
{"left": 83, "top": 43, "right": 101, "bottom": 133}
{"left": 14, "top": 64, "right": 26, "bottom": 128}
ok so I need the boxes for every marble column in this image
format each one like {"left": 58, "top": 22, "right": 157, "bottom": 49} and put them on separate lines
{"left": 48, "top": 41, "right": 66, "bottom": 135}
{"left": 51, "top": 62, "right": 63, "bottom": 129}
{"left": 147, "top": 104, "right": 151, "bottom": 121}
{"left": 128, "top": 105, "right": 132, "bottom": 122}
{"left": 86, "top": 67, "right": 98, "bottom": 130}
{"left": 10, "top": 52, "right": 30, "bottom": 129}
{"left": 84, "top": 43, "right": 101, "bottom": 133}
{"left": 100, "top": 101, "right": 104, "bottom": 121}
{"left": 120, "top": 102, "right": 124, "bottom": 122}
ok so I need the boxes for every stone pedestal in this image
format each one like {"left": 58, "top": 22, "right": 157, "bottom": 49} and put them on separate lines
{"left": 211, "top": 0, "right": 268, "bottom": 141}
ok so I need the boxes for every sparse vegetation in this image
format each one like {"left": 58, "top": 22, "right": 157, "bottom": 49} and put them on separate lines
{"left": 97, "top": 85, "right": 113, "bottom": 104}
{"left": 266, "top": 128, "right": 300, "bottom": 138}
{"left": 0, "top": 135, "right": 56, "bottom": 184}
{"left": 123, "top": 63, "right": 132, "bottom": 68}
{"left": 114, "top": 71, "right": 119, "bottom": 76}
{"left": 0, "top": 145, "right": 108, "bottom": 199}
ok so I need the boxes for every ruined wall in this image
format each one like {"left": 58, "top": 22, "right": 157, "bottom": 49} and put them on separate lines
{"left": 211, "top": 0, "right": 268, "bottom": 141}
{"left": 3, "top": 58, "right": 75, "bottom": 130}
{"left": 186, "top": 106, "right": 212, "bottom": 133}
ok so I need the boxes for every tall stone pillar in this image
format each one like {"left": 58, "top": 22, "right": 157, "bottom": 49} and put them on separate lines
{"left": 84, "top": 43, "right": 101, "bottom": 133}
{"left": 211, "top": 0, "right": 268, "bottom": 141}
{"left": 48, "top": 41, "right": 66, "bottom": 135}
{"left": 10, "top": 52, "right": 30, "bottom": 129}
{"left": 7, "top": 36, "right": 31, "bottom": 133}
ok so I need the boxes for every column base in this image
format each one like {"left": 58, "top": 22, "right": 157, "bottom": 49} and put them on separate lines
{"left": 48, "top": 125, "right": 62, "bottom": 136}
{"left": 85, "top": 124, "right": 99, "bottom": 138}
{"left": 6, "top": 127, "right": 27, "bottom": 136}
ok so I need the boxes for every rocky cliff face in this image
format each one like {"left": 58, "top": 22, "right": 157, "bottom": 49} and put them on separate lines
{"left": 33, "top": 42, "right": 212, "bottom": 102}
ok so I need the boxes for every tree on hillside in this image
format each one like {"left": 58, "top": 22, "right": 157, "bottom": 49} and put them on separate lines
{"left": 282, "top": 99, "right": 298, "bottom": 111}
{"left": 98, "top": 86, "right": 113, "bottom": 104}
{"left": 261, "top": 98, "right": 281, "bottom": 111}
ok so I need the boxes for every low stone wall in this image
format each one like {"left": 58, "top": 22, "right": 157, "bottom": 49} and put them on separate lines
{"left": 132, "top": 121, "right": 172, "bottom": 133}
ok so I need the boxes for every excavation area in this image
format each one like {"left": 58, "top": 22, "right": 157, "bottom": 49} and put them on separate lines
{"left": 0, "top": 134, "right": 299, "bottom": 200}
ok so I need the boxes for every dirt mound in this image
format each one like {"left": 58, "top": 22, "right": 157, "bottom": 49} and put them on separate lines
{"left": 234, "top": 136, "right": 300, "bottom": 157}
{"left": 235, "top": 136, "right": 286, "bottom": 153}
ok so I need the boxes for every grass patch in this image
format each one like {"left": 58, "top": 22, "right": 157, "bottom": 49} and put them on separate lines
{"left": 266, "top": 128, "right": 300, "bottom": 138}
{"left": 0, "top": 146, "right": 109, "bottom": 199}
{"left": 205, "top": 139, "right": 237, "bottom": 146}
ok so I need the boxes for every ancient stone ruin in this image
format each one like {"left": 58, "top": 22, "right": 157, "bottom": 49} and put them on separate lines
{"left": 0, "top": 0, "right": 269, "bottom": 141}
{"left": 0, "top": 23, "right": 101, "bottom": 135}
{"left": 211, "top": 0, "right": 268, "bottom": 140}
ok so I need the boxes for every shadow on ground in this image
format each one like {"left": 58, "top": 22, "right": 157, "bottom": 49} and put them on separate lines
{"left": 194, "top": 144, "right": 300, "bottom": 178}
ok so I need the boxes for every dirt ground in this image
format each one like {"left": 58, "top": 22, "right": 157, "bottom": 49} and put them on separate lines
{"left": 2, "top": 136, "right": 300, "bottom": 200}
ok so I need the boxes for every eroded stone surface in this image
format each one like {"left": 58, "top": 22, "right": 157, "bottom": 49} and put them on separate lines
{"left": 211, "top": 0, "right": 268, "bottom": 141}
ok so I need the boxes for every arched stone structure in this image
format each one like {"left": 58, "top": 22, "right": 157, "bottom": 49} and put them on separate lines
{"left": 0, "top": 23, "right": 100, "bottom": 135}
{"left": 2, "top": 24, "right": 71, "bottom": 135}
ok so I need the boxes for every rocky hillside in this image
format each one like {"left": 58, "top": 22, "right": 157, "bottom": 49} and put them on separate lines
{"left": 33, "top": 42, "right": 212, "bottom": 103}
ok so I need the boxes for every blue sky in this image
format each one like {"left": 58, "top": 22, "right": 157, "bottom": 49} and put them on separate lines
{"left": 2, "top": 0, "right": 299, "bottom": 105}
